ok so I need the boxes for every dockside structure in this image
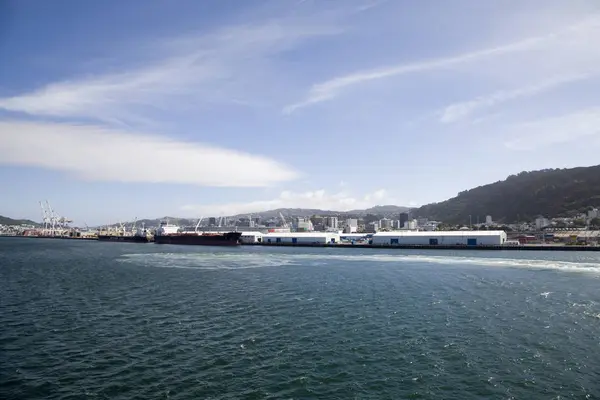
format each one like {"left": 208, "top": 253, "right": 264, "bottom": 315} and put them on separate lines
{"left": 371, "top": 230, "right": 508, "bottom": 246}
{"left": 261, "top": 232, "right": 340, "bottom": 245}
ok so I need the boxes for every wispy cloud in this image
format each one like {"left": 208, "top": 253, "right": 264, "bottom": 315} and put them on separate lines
{"left": 180, "top": 188, "right": 391, "bottom": 216}
{"left": 440, "top": 73, "right": 590, "bottom": 123}
{"left": 504, "top": 107, "right": 600, "bottom": 150}
{"left": 0, "top": 121, "right": 299, "bottom": 186}
{"left": 284, "top": 15, "right": 600, "bottom": 114}
{"left": 0, "top": 16, "right": 343, "bottom": 126}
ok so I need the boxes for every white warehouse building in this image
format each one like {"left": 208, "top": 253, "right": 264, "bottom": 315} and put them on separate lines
{"left": 262, "top": 232, "right": 340, "bottom": 245}
{"left": 371, "top": 230, "right": 508, "bottom": 246}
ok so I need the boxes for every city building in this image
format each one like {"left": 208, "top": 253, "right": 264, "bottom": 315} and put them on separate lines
{"left": 294, "top": 217, "right": 314, "bottom": 232}
{"left": 379, "top": 218, "right": 392, "bottom": 230}
{"left": 417, "top": 218, "right": 428, "bottom": 226}
{"left": 365, "top": 221, "right": 379, "bottom": 233}
{"left": 485, "top": 215, "right": 493, "bottom": 225}
{"left": 405, "top": 219, "right": 418, "bottom": 230}
{"left": 325, "top": 216, "right": 339, "bottom": 230}
{"left": 535, "top": 217, "right": 550, "bottom": 230}
{"left": 421, "top": 221, "right": 440, "bottom": 231}
{"left": 344, "top": 218, "right": 358, "bottom": 233}
{"left": 399, "top": 212, "right": 409, "bottom": 227}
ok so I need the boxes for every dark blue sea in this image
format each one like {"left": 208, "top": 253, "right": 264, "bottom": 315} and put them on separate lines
{"left": 1, "top": 237, "right": 600, "bottom": 399}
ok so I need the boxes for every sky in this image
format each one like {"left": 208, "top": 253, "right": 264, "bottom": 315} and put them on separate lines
{"left": 1, "top": 0, "right": 599, "bottom": 225}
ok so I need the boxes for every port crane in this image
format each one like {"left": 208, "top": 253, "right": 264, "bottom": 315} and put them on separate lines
{"left": 279, "top": 212, "right": 289, "bottom": 229}
{"left": 194, "top": 216, "right": 204, "bottom": 233}
{"left": 39, "top": 200, "right": 72, "bottom": 236}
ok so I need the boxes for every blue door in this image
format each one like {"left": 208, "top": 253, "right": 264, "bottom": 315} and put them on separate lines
{"left": 467, "top": 238, "right": 477, "bottom": 246}
{"left": 276, "top": 238, "right": 282, "bottom": 243}
{"left": 390, "top": 238, "right": 399, "bottom": 245}
{"left": 429, "top": 238, "right": 438, "bottom": 245}
{"left": 292, "top": 238, "right": 297, "bottom": 244}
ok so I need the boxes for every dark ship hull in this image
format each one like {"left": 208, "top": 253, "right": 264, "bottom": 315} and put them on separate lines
{"left": 97, "top": 235, "right": 150, "bottom": 243}
{"left": 154, "top": 232, "right": 242, "bottom": 246}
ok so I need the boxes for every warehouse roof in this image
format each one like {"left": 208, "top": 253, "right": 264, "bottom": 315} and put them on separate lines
{"left": 373, "top": 230, "right": 506, "bottom": 237}
{"left": 262, "top": 232, "right": 339, "bottom": 237}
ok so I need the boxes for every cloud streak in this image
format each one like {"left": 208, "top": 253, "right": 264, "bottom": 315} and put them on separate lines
{"left": 0, "top": 121, "right": 299, "bottom": 186}
{"left": 180, "top": 188, "right": 392, "bottom": 216}
{"left": 440, "top": 73, "right": 590, "bottom": 123}
{"left": 504, "top": 107, "right": 600, "bottom": 150}
{"left": 284, "top": 15, "right": 600, "bottom": 114}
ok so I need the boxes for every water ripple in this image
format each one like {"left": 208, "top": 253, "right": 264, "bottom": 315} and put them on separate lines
{"left": 1, "top": 238, "right": 600, "bottom": 399}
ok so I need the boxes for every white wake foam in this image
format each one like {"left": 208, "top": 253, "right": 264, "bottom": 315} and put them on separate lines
{"left": 117, "top": 251, "right": 600, "bottom": 274}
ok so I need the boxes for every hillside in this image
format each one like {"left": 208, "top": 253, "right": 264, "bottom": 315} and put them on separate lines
{"left": 231, "top": 205, "right": 409, "bottom": 219}
{"left": 0, "top": 215, "right": 39, "bottom": 226}
{"left": 103, "top": 205, "right": 410, "bottom": 227}
{"left": 357, "top": 205, "right": 409, "bottom": 215}
{"left": 413, "top": 165, "right": 600, "bottom": 224}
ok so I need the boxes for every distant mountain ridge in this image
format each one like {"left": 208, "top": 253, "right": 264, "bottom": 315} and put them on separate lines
{"left": 100, "top": 205, "right": 411, "bottom": 228}
{"left": 0, "top": 215, "right": 39, "bottom": 226}
{"left": 230, "top": 205, "right": 410, "bottom": 219}
{"left": 9, "top": 165, "right": 598, "bottom": 228}
{"left": 412, "top": 165, "right": 600, "bottom": 224}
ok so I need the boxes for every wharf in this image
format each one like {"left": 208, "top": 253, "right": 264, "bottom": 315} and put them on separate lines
{"left": 241, "top": 242, "right": 600, "bottom": 251}
{"left": 2, "top": 235, "right": 599, "bottom": 251}
{"left": 27, "top": 235, "right": 99, "bottom": 241}
{"left": 0, "top": 235, "right": 99, "bottom": 241}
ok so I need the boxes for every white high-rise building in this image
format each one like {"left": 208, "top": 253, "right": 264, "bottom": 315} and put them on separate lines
{"left": 535, "top": 217, "right": 550, "bottom": 230}
{"left": 404, "top": 219, "right": 418, "bottom": 230}
{"left": 379, "top": 218, "right": 392, "bottom": 230}
{"left": 345, "top": 218, "right": 358, "bottom": 233}
{"left": 325, "top": 216, "right": 339, "bottom": 229}
{"left": 485, "top": 215, "right": 493, "bottom": 225}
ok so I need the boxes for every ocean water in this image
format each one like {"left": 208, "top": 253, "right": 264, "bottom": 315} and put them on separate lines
{"left": 1, "top": 238, "right": 600, "bottom": 399}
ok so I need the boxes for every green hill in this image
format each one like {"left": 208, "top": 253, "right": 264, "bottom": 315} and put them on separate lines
{"left": 0, "top": 215, "right": 39, "bottom": 226}
{"left": 413, "top": 165, "right": 600, "bottom": 224}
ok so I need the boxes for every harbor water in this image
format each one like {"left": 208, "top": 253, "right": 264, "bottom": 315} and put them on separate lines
{"left": 1, "top": 237, "right": 600, "bottom": 399}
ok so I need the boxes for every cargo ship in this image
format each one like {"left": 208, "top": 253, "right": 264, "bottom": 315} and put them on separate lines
{"left": 97, "top": 220, "right": 150, "bottom": 243}
{"left": 97, "top": 233, "right": 150, "bottom": 243}
{"left": 153, "top": 220, "right": 241, "bottom": 246}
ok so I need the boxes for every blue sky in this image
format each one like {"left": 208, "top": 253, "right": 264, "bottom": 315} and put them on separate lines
{"left": 1, "top": 0, "right": 599, "bottom": 225}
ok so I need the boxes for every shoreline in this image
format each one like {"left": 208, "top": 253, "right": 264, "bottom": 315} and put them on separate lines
{"left": 2, "top": 235, "right": 599, "bottom": 251}
{"left": 241, "top": 242, "right": 600, "bottom": 251}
